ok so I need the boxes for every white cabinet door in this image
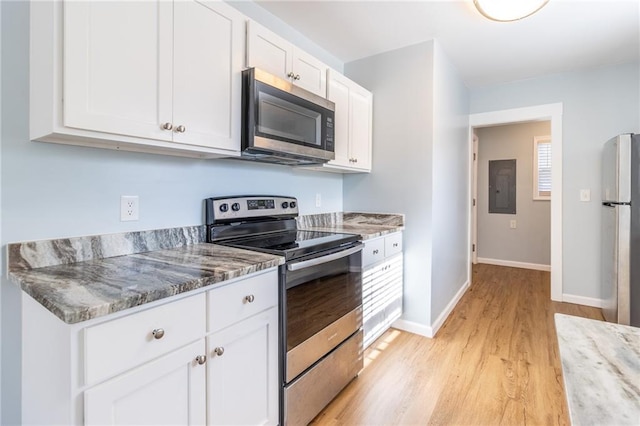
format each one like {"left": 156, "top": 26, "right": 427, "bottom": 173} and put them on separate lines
{"left": 316, "top": 70, "right": 373, "bottom": 173}
{"left": 327, "top": 71, "right": 351, "bottom": 167}
{"left": 173, "top": 0, "right": 243, "bottom": 150}
{"left": 63, "top": 1, "right": 173, "bottom": 141}
{"left": 84, "top": 340, "right": 206, "bottom": 426}
{"left": 207, "top": 307, "right": 279, "bottom": 426}
{"left": 246, "top": 20, "right": 292, "bottom": 81}
{"left": 292, "top": 47, "right": 327, "bottom": 97}
{"left": 349, "top": 84, "right": 373, "bottom": 171}
{"left": 246, "top": 20, "right": 327, "bottom": 97}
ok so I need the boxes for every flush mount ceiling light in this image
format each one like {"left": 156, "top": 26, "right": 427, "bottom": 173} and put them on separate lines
{"left": 474, "top": 0, "right": 550, "bottom": 22}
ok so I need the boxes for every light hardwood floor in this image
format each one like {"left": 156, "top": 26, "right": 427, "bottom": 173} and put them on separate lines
{"left": 310, "top": 264, "right": 603, "bottom": 425}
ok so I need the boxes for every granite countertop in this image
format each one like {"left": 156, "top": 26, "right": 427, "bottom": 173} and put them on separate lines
{"left": 555, "top": 313, "right": 640, "bottom": 425}
{"left": 8, "top": 227, "right": 283, "bottom": 324}
{"left": 297, "top": 212, "right": 404, "bottom": 239}
{"left": 8, "top": 212, "right": 403, "bottom": 325}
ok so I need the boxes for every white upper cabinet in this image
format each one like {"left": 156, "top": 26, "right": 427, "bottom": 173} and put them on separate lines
{"left": 63, "top": 1, "right": 172, "bottom": 142}
{"left": 32, "top": 0, "right": 244, "bottom": 158}
{"left": 310, "top": 70, "right": 373, "bottom": 173}
{"left": 246, "top": 20, "right": 327, "bottom": 97}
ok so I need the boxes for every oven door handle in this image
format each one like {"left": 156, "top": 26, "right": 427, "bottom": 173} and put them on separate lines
{"left": 287, "top": 243, "right": 364, "bottom": 271}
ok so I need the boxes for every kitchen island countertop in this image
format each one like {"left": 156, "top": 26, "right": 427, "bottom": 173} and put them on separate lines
{"left": 555, "top": 313, "right": 640, "bottom": 425}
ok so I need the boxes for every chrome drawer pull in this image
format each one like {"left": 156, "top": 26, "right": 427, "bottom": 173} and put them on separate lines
{"left": 393, "top": 243, "right": 398, "bottom": 247}
{"left": 373, "top": 249, "right": 379, "bottom": 255}
{"left": 152, "top": 328, "right": 165, "bottom": 340}
{"left": 244, "top": 294, "right": 255, "bottom": 304}
{"left": 213, "top": 347, "right": 225, "bottom": 356}
{"left": 195, "top": 355, "right": 207, "bottom": 365}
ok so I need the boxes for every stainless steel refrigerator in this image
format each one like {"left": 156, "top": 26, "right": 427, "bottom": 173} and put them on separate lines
{"left": 601, "top": 133, "right": 639, "bottom": 327}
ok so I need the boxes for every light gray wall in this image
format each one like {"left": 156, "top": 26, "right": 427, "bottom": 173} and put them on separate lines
{"left": 476, "top": 121, "right": 551, "bottom": 266}
{"left": 470, "top": 62, "right": 640, "bottom": 301}
{"left": 430, "top": 42, "right": 470, "bottom": 324}
{"left": 0, "top": 2, "right": 344, "bottom": 424}
{"left": 343, "top": 41, "right": 436, "bottom": 326}
{"left": 343, "top": 40, "right": 470, "bottom": 330}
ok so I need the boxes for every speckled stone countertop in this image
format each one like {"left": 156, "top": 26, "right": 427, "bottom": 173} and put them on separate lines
{"left": 8, "top": 226, "right": 283, "bottom": 324}
{"left": 297, "top": 212, "right": 404, "bottom": 239}
{"left": 555, "top": 314, "right": 640, "bottom": 425}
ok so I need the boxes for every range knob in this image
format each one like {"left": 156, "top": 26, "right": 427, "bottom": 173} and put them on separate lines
{"left": 231, "top": 202, "right": 241, "bottom": 212}
{"left": 281, "top": 202, "right": 289, "bottom": 209}
{"left": 289, "top": 201, "right": 296, "bottom": 208}
{"left": 219, "top": 203, "right": 229, "bottom": 213}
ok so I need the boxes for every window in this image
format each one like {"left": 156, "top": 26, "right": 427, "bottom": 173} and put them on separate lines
{"left": 533, "top": 136, "right": 551, "bottom": 200}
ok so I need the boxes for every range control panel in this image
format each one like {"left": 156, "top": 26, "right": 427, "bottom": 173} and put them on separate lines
{"left": 205, "top": 195, "right": 298, "bottom": 224}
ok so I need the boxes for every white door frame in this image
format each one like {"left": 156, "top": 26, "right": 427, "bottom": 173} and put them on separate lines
{"left": 468, "top": 103, "right": 563, "bottom": 301}
{"left": 472, "top": 134, "right": 478, "bottom": 264}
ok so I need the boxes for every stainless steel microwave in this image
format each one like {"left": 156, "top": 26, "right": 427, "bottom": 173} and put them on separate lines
{"left": 241, "top": 68, "right": 335, "bottom": 166}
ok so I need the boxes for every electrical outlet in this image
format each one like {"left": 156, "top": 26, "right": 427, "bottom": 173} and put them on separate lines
{"left": 120, "top": 196, "right": 139, "bottom": 221}
{"left": 510, "top": 219, "right": 517, "bottom": 229}
{"left": 315, "top": 193, "right": 322, "bottom": 208}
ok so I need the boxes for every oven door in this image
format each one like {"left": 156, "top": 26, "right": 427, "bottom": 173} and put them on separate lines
{"left": 283, "top": 243, "right": 363, "bottom": 383}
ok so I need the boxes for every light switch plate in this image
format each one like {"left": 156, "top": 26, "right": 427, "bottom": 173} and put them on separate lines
{"left": 580, "top": 189, "right": 591, "bottom": 202}
{"left": 510, "top": 220, "right": 517, "bottom": 229}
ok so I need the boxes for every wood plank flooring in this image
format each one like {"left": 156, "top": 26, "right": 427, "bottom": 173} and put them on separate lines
{"left": 310, "top": 264, "right": 603, "bottom": 425}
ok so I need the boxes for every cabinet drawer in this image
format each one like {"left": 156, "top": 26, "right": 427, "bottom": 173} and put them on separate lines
{"left": 362, "top": 237, "right": 385, "bottom": 267}
{"left": 84, "top": 293, "right": 206, "bottom": 386}
{"left": 208, "top": 269, "right": 278, "bottom": 333}
{"left": 385, "top": 233, "right": 403, "bottom": 257}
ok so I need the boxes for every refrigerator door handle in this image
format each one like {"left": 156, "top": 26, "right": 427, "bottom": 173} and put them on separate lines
{"left": 603, "top": 201, "right": 631, "bottom": 207}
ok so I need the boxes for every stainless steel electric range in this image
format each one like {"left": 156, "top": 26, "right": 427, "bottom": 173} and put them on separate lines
{"left": 205, "top": 195, "right": 364, "bottom": 426}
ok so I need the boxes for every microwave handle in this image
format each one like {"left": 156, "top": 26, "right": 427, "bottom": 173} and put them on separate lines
{"left": 287, "top": 243, "right": 363, "bottom": 272}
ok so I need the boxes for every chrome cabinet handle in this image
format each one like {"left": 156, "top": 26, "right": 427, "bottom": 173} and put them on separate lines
{"left": 152, "top": 328, "right": 165, "bottom": 340}
{"left": 373, "top": 249, "right": 379, "bottom": 255}
{"left": 195, "top": 355, "right": 207, "bottom": 365}
{"left": 287, "top": 71, "right": 296, "bottom": 79}
{"left": 175, "top": 125, "right": 186, "bottom": 133}
{"left": 393, "top": 243, "right": 398, "bottom": 247}
{"left": 294, "top": 74, "right": 301, "bottom": 81}
{"left": 244, "top": 294, "right": 255, "bottom": 304}
{"left": 213, "top": 347, "right": 225, "bottom": 356}
{"left": 161, "top": 122, "right": 173, "bottom": 131}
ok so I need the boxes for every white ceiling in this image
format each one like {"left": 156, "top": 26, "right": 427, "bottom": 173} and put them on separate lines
{"left": 253, "top": 0, "right": 640, "bottom": 88}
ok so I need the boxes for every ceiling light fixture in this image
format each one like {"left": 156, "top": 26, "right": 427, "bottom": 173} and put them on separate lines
{"left": 473, "top": 0, "right": 550, "bottom": 22}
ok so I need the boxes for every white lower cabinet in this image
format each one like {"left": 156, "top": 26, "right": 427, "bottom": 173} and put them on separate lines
{"left": 362, "top": 232, "right": 404, "bottom": 348}
{"left": 21, "top": 268, "right": 279, "bottom": 426}
{"left": 84, "top": 340, "right": 207, "bottom": 425}
{"left": 207, "top": 307, "right": 279, "bottom": 426}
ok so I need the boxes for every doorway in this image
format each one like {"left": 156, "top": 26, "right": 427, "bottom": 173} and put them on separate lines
{"left": 473, "top": 121, "right": 552, "bottom": 271}
{"left": 468, "top": 103, "right": 563, "bottom": 301}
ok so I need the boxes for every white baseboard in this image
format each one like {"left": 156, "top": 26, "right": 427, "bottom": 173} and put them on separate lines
{"left": 477, "top": 257, "right": 551, "bottom": 272}
{"left": 430, "top": 280, "right": 470, "bottom": 336}
{"left": 392, "top": 318, "right": 434, "bottom": 339}
{"left": 392, "top": 280, "right": 470, "bottom": 339}
{"left": 562, "top": 293, "right": 603, "bottom": 308}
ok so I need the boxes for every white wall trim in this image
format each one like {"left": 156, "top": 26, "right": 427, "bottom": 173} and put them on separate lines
{"left": 392, "top": 280, "right": 470, "bottom": 339}
{"left": 392, "top": 319, "right": 434, "bottom": 339}
{"left": 477, "top": 258, "right": 551, "bottom": 272}
{"left": 469, "top": 102, "right": 563, "bottom": 302}
{"left": 430, "top": 280, "right": 470, "bottom": 336}
{"left": 562, "top": 294, "right": 603, "bottom": 308}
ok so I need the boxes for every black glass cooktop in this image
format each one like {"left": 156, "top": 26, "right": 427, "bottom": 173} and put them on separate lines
{"left": 221, "top": 230, "right": 361, "bottom": 260}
